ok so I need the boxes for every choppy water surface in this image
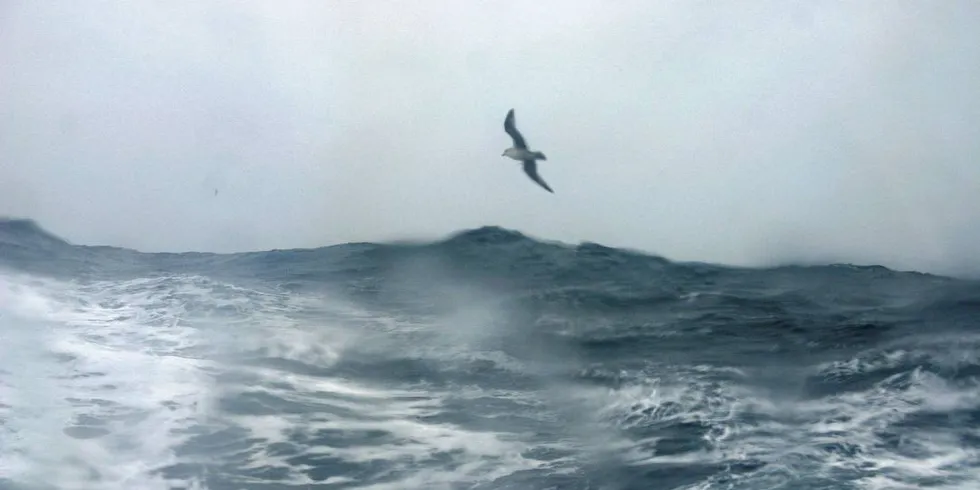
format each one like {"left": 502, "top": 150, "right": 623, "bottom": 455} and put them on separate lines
{"left": 1, "top": 218, "right": 978, "bottom": 489}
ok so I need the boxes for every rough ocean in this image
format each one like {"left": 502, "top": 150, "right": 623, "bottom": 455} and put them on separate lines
{"left": 1, "top": 217, "right": 978, "bottom": 490}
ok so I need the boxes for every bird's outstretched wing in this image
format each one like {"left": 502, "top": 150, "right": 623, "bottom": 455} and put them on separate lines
{"left": 504, "top": 109, "right": 527, "bottom": 149}
{"left": 522, "top": 160, "right": 554, "bottom": 193}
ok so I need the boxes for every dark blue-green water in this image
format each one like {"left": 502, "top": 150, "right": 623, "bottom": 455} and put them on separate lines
{"left": 1, "top": 218, "right": 978, "bottom": 490}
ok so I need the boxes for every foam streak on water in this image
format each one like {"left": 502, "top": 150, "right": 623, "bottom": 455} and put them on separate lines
{"left": 2, "top": 221, "right": 980, "bottom": 490}
{"left": 0, "top": 273, "right": 211, "bottom": 490}
{"left": 0, "top": 271, "right": 552, "bottom": 490}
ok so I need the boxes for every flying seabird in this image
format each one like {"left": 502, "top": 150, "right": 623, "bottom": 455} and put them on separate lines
{"left": 502, "top": 109, "right": 553, "bottom": 193}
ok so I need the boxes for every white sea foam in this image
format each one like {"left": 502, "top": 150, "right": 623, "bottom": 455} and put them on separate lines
{"left": 0, "top": 272, "right": 212, "bottom": 490}
{"left": 0, "top": 268, "right": 556, "bottom": 489}
{"left": 196, "top": 288, "right": 552, "bottom": 489}
{"left": 568, "top": 351, "right": 980, "bottom": 490}
{"left": 6, "top": 264, "right": 974, "bottom": 490}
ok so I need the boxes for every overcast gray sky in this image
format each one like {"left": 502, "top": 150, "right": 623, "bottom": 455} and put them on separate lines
{"left": 1, "top": 1, "right": 978, "bottom": 275}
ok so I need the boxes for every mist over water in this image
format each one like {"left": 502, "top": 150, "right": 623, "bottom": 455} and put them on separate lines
{"left": 1, "top": 219, "right": 979, "bottom": 489}
{"left": 1, "top": 1, "right": 979, "bottom": 276}
{"left": 2, "top": 1, "right": 980, "bottom": 488}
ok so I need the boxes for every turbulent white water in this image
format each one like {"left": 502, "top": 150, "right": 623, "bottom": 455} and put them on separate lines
{"left": 2, "top": 224, "right": 979, "bottom": 490}
{"left": 0, "top": 273, "right": 223, "bottom": 489}
{"left": 0, "top": 272, "right": 555, "bottom": 490}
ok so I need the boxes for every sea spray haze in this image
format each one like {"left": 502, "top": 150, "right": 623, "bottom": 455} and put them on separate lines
{"left": 3, "top": 2, "right": 980, "bottom": 275}
{"left": 2, "top": 218, "right": 980, "bottom": 489}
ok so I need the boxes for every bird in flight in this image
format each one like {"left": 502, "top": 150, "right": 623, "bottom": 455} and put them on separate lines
{"left": 501, "top": 109, "right": 553, "bottom": 193}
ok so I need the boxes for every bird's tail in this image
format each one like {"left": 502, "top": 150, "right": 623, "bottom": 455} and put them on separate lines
{"left": 533, "top": 151, "right": 547, "bottom": 161}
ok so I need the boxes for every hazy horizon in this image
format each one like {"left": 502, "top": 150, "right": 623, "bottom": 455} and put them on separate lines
{"left": 2, "top": 1, "right": 979, "bottom": 276}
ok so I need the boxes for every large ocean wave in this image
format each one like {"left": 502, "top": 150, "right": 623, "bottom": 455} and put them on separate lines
{"left": 1, "top": 217, "right": 978, "bottom": 490}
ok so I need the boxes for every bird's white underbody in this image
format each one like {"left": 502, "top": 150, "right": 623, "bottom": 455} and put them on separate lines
{"left": 501, "top": 108, "right": 554, "bottom": 194}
